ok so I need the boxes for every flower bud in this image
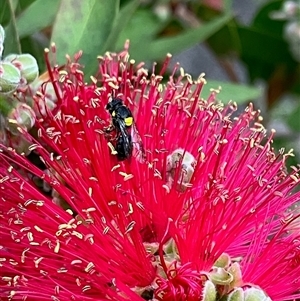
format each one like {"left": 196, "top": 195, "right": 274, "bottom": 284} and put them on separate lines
{"left": 5, "top": 102, "right": 35, "bottom": 134}
{"left": 0, "top": 61, "right": 21, "bottom": 93}
{"left": 227, "top": 287, "right": 245, "bottom": 301}
{"left": 208, "top": 267, "right": 233, "bottom": 285}
{"left": 9, "top": 134, "right": 32, "bottom": 155}
{"left": 0, "top": 24, "right": 5, "bottom": 58}
{"left": 214, "top": 253, "right": 231, "bottom": 268}
{"left": 202, "top": 280, "right": 217, "bottom": 301}
{"left": 4, "top": 53, "right": 39, "bottom": 84}
{"left": 227, "top": 262, "right": 243, "bottom": 289}
{"left": 244, "top": 287, "right": 272, "bottom": 301}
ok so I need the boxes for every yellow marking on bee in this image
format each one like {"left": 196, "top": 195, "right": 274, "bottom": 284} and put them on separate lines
{"left": 124, "top": 116, "right": 133, "bottom": 126}
{"left": 112, "top": 111, "right": 116, "bottom": 117}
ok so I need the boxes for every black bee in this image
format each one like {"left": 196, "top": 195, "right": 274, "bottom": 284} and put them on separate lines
{"left": 141, "top": 288, "right": 154, "bottom": 300}
{"left": 106, "top": 98, "right": 145, "bottom": 161}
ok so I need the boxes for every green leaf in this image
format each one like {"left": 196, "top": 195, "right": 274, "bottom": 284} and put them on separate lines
{"left": 223, "top": 0, "right": 233, "bottom": 13}
{"left": 3, "top": 0, "right": 21, "bottom": 56}
{"left": 51, "top": 0, "right": 119, "bottom": 76}
{"left": 238, "top": 1, "right": 297, "bottom": 81}
{"left": 116, "top": 9, "right": 166, "bottom": 55}
{"left": 251, "top": 0, "right": 285, "bottom": 39}
{"left": 118, "top": 12, "right": 232, "bottom": 62}
{"left": 103, "top": 0, "right": 139, "bottom": 52}
{"left": 286, "top": 102, "right": 300, "bottom": 131}
{"left": 0, "top": 0, "right": 11, "bottom": 25}
{"left": 201, "top": 80, "right": 262, "bottom": 104}
{"left": 16, "top": 0, "right": 61, "bottom": 38}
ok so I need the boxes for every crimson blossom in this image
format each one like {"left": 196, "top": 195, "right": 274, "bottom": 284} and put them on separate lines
{"left": 0, "top": 42, "right": 300, "bottom": 301}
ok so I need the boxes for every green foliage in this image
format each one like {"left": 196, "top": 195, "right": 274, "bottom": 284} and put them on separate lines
{"left": 202, "top": 80, "right": 262, "bottom": 104}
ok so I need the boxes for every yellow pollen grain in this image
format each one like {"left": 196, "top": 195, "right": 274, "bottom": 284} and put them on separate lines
{"left": 128, "top": 203, "right": 133, "bottom": 215}
{"left": 107, "top": 142, "right": 118, "bottom": 155}
{"left": 34, "top": 257, "right": 44, "bottom": 268}
{"left": 9, "top": 259, "right": 18, "bottom": 266}
{"left": 72, "top": 231, "right": 83, "bottom": 239}
{"left": 82, "top": 207, "right": 96, "bottom": 213}
{"left": 273, "top": 191, "right": 284, "bottom": 197}
{"left": 119, "top": 172, "right": 134, "bottom": 181}
{"left": 71, "top": 260, "right": 83, "bottom": 265}
{"left": 108, "top": 82, "right": 119, "bottom": 89}
{"left": 67, "top": 218, "right": 76, "bottom": 226}
{"left": 2, "top": 276, "right": 12, "bottom": 282}
{"left": 7, "top": 118, "right": 17, "bottom": 125}
{"left": 125, "top": 221, "right": 136, "bottom": 234}
{"left": 58, "top": 223, "right": 72, "bottom": 230}
{"left": 136, "top": 202, "right": 145, "bottom": 211}
{"left": 162, "top": 184, "right": 170, "bottom": 193}
{"left": 0, "top": 176, "right": 9, "bottom": 183}
{"left": 28, "top": 144, "right": 40, "bottom": 152}
{"left": 89, "top": 177, "right": 98, "bottom": 182}
{"left": 27, "top": 232, "right": 33, "bottom": 242}
{"left": 90, "top": 76, "right": 97, "bottom": 84}
{"left": 36, "top": 91, "right": 43, "bottom": 97}
{"left": 29, "top": 241, "right": 40, "bottom": 246}
{"left": 85, "top": 262, "right": 95, "bottom": 273}
{"left": 290, "top": 174, "right": 299, "bottom": 183}
{"left": 103, "top": 226, "right": 109, "bottom": 234}
{"left": 34, "top": 225, "right": 44, "bottom": 233}
{"left": 111, "top": 164, "right": 121, "bottom": 172}
{"left": 66, "top": 209, "right": 74, "bottom": 215}
{"left": 55, "top": 285, "right": 60, "bottom": 295}
{"left": 12, "top": 275, "right": 19, "bottom": 285}
{"left": 76, "top": 278, "right": 81, "bottom": 286}
{"left": 56, "top": 230, "right": 63, "bottom": 237}
{"left": 54, "top": 241, "right": 60, "bottom": 253}
{"left": 82, "top": 285, "right": 91, "bottom": 292}
{"left": 40, "top": 270, "right": 48, "bottom": 276}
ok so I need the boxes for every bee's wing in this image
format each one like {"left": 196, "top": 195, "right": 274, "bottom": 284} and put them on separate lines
{"left": 118, "top": 120, "right": 133, "bottom": 158}
{"left": 130, "top": 124, "right": 146, "bottom": 163}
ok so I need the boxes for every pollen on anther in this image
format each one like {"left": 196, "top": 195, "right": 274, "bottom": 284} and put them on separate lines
{"left": 54, "top": 241, "right": 60, "bottom": 253}
{"left": 108, "top": 142, "right": 118, "bottom": 155}
{"left": 119, "top": 172, "right": 134, "bottom": 181}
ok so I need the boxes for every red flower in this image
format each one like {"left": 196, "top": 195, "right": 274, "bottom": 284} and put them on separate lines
{"left": 0, "top": 42, "right": 300, "bottom": 300}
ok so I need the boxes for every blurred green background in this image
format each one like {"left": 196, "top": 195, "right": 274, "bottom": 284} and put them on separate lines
{"left": 1, "top": 0, "right": 299, "bottom": 167}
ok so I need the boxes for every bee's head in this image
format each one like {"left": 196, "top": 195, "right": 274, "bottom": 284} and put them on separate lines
{"left": 106, "top": 98, "right": 123, "bottom": 114}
